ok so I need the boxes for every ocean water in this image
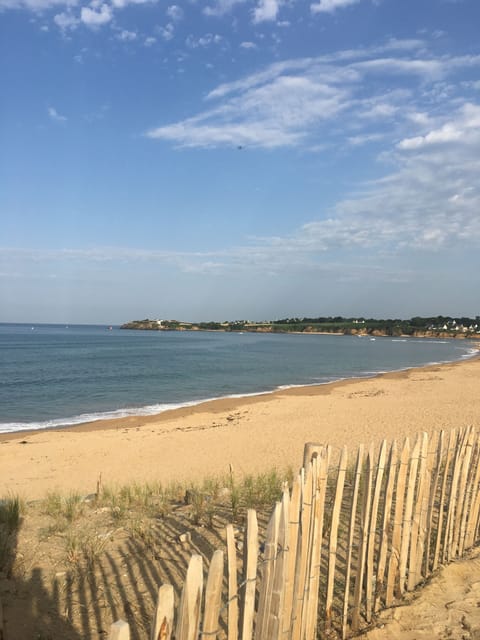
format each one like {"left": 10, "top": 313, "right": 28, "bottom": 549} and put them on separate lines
{"left": 0, "top": 323, "right": 477, "bottom": 434}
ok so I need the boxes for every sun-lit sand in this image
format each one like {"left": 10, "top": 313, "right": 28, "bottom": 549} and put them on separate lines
{"left": 2, "top": 353, "right": 479, "bottom": 500}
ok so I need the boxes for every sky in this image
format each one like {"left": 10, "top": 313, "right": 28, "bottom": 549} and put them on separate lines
{"left": 1, "top": 0, "right": 480, "bottom": 323}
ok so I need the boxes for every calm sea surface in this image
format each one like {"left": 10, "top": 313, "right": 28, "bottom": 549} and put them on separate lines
{"left": 0, "top": 323, "right": 477, "bottom": 433}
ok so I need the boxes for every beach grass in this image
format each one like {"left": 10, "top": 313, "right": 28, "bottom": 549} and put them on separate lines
{"left": 0, "top": 494, "right": 23, "bottom": 574}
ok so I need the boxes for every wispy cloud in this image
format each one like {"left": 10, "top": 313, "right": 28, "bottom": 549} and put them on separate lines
{"left": 311, "top": 0, "right": 362, "bottom": 14}
{"left": 116, "top": 28, "right": 137, "bottom": 40}
{"left": 166, "top": 4, "right": 183, "bottom": 21}
{"left": 147, "top": 73, "right": 350, "bottom": 148}
{"left": 145, "top": 43, "right": 480, "bottom": 150}
{"left": 203, "top": 0, "right": 247, "bottom": 17}
{"left": 0, "top": 0, "right": 75, "bottom": 10}
{"left": 138, "top": 43, "right": 480, "bottom": 278}
{"left": 240, "top": 41, "right": 257, "bottom": 50}
{"left": 157, "top": 22, "right": 175, "bottom": 41}
{"left": 9, "top": 92, "right": 480, "bottom": 277}
{"left": 398, "top": 103, "right": 480, "bottom": 149}
{"left": 186, "top": 33, "right": 223, "bottom": 49}
{"left": 203, "top": 0, "right": 284, "bottom": 23}
{"left": 48, "top": 106, "right": 67, "bottom": 122}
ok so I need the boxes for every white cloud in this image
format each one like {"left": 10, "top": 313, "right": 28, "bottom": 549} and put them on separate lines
{"left": 80, "top": 3, "right": 112, "bottom": 25}
{"left": 311, "top": 0, "right": 361, "bottom": 14}
{"left": 53, "top": 10, "right": 79, "bottom": 29}
{"left": 48, "top": 106, "right": 67, "bottom": 122}
{"left": 157, "top": 22, "right": 174, "bottom": 41}
{"left": 252, "top": 0, "right": 282, "bottom": 23}
{"left": 117, "top": 28, "right": 137, "bottom": 40}
{"left": 347, "top": 132, "right": 384, "bottom": 146}
{"left": 0, "top": 0, "right": 76, "bottom": 10}
{"left": 110, "top": 0, "right": 155, "bottom": 7}
{"left": 240, "top": 41, "right": 257, "bottom": 50}
{"left": 166, "top": 4, "right": 183, "bottom": 20}
{"left": 186, "top": 33, "right": 223, "bottom": 48}
{"left": 398, "top": 103, "right": 480, "bottom": 150}
{"left": 203, "top": 0, "right": 246, "bottom": 17}
{"left": 144, "top": 36, "right": 156, "bottom": 46}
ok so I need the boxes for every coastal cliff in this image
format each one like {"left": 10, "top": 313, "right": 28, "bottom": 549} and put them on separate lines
{"left": 120, "top": 317, "right": 480, "bottom": 339}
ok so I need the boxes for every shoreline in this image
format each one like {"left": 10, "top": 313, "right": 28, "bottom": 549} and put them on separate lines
{"left": 2, "top": 354, "right": 480, "bottom": 499}
{"left": 1, "top": 341, "right": 478, "bottom": 437}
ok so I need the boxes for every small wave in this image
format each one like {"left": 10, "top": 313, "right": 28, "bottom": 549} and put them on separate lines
{"left": 1, "top": 343, "right": 477, "bottom": 434}
{"left": 461, "top": 348, "right": 479, "bottom": 358}
{"left": 0, "top": 391, "right": 276, "bottom": 434}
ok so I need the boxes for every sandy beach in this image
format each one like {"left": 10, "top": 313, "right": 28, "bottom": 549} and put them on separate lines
{"left": 2, "top": 353, "right": 479, "bottom": 500}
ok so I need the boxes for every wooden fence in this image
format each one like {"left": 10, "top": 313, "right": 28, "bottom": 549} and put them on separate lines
{"left": 107, "top": 426, "right": 480, "bottom": 640}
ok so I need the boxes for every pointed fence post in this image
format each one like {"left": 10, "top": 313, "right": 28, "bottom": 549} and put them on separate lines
{"left": 407, "top": 432, "right": 428, "bottom": 591}
{"left": 325, "top": 446, "right": 348, "bottom": 631}
{"left": 454, "top": 427, "right": 475, "bottom": 557}
{"left": 385, "top": 437, "right": 409, "bottom": 605}
{"left": 291, "top": 464, "right": 313, "bottom": 640}
{"left": 433, "top": 429, "right": 456, "bottom": 570}
{"left": 398, "top": 434, "right": 421, "bottom": 595}
{"left": 424, "top": 430, "right": 444, "bottom": 575}
{"left": 255, "top": 503, "right": 281, "bottom": 640}
{"left": 304, "top": 448, "right": 329, "bottom": 640}
{"left": 175, "top": 554, "right": 203, "bottom": 640}
{"left": 282, "top": 472, "right": 302, "bottom": 637}
{"left": 365, "top": 440, "right": 387, "bottom": 621}
{"left": 375, "top": 440, "right": 397, "bottom": 612}
{"left": 240, "top": 509, "right": 258, "bottom": 640}
{"left": 444, "top": 428, "right": 467, "bottom": 563}
{"left": 267, "top": 488, "right": 290, "bottom": 639}
{"left": 202, "top": 550, "right": 224, "bottom": 640}
{"left": 226, "top": 524, "right": 239, "bottom": 640}
{"left": 415, "top": 432, "right": 435, "bottom": 583}
{"left": 150, "top": 584, "right": 174, "bottom": 640}
{"left": 351, "top": 444, "right": 374, "bottom": 632}
{"left": 342, "top": 444, "right": 364, "bottom": 639}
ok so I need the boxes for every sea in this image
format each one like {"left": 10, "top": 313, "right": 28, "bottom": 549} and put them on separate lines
{"left": 0, "top": 323, "right": 477, "bottom": 434}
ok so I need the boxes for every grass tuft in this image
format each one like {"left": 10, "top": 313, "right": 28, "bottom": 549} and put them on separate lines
{"left": 0, "top": 494, "right": 24, "bottom": 573}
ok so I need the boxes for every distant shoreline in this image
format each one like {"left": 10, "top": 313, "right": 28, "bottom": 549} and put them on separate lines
{"left": 120, "top": 320, "right": 480, "bottom": 340}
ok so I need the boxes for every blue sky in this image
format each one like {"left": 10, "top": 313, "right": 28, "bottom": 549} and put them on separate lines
{"left": 1, "top": 0, "right": 479, "bottom": 323}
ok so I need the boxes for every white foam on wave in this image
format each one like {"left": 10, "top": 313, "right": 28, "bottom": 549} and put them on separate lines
{"left": 0, "top": 391, "right": 276, "bottom": 434}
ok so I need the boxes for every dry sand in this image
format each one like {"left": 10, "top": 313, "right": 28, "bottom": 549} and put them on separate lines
{"left": 2, "top": 352, "right": 480, "bottom": 639}
{"left": 1, "top": 353, "right": 479, "bottom": 500}
{"left": 364, "top": 546, "right": 480, "bottom": 640}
